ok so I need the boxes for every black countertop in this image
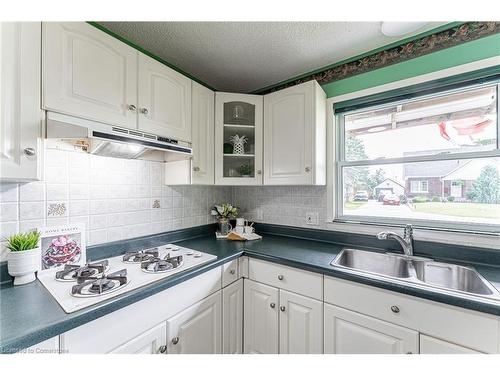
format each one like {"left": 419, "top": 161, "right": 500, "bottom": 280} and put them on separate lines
{"left": 1, "top": 226, "right": 500, "bottom": 353}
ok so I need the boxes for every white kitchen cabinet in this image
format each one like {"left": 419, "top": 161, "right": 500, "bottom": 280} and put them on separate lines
{"left": 42, "top": 22, "right": 138, "bottom": 129}
{"left": 138, "top": 53, "right": 192, "bottom": 142}
{"left": 263, "top": 80, "right": 326, "bottom": 185}
{"left": 222, "top": 258, "right": 239, "bottom": 288}
{"left": 279, "top": 290, "right": 323, "bottom": 354}
{"left": 110, "top": 322, "right": 167, "bottom": 354}
{"left": 1, "top": 22, "right": 44, "bottom": 181}
{"left": 191, "top": 81, "right": 215, "bottom": 184}
{"left": 223, "top": 278, "right": 243, "bottom": 354}
{"left": 419, "top": 334, "right": 482, "bottom": 354}
{"left": 16, "top": 336, "right": 59, "bottom": 354}
{"left": 215, "top": 92, "right": 263, "bottom": 185}
{"left": 166, "top": 291, "right": 222, "bottom": 354}
{"left": 244, "top": 279, "right": 279, "bottom": 354}
{"left": 324, "top": 303, "right": 419, "bottom": 354}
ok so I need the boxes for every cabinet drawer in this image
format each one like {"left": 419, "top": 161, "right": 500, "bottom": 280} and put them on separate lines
{"left": 249, "top": 259, "right": 322, "bottom": 300}
{"left": 324, "top": 276, "right": 499, "bottom": 353}
{"left": 222, "top": 259, "right": 239, "bottom": 288}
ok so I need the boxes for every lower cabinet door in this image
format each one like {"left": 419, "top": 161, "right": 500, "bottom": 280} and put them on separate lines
{"left": 324, "top": 304, "right": 419, "bottom": 354}
{"left": 420, "top": 334, "right": 482, "bottom": 354}
{"left": 110, "top": 322, "right": 167, "bottom": 354}
{"left": 223, "top": 278, "right": 243, "bottom": 354}
{"left": 166, "top": 291, "right": 222, "bottom": 354}
{"left": 244, "top": 279, "right": 279, "bottom": 354}
{"left": 279, "top": 290, "right": 323, "bottom": 354}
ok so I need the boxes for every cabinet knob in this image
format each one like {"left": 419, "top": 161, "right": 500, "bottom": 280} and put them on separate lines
{"left": 24, "top": 148, "right": 36, "bottom": 157}
{"left": 257, "top": 170, "right": 262, "bottom": 175}
{"left": 406, "top": 351, "right": 413, "bottom": 354}
{"left": 193, "top": 166, "right": 200, "bottom": 172}
{"left": 305, "top": 166, "right": 311, "bottom": 172}
{"left": 157, "top": 345, "right": 167, "bottom": 354}
{"left": 270, "top": 302, "right": 276, "bottom": 309}
{"left": 390, "top": 305, "right": 400, "bottom": 314}
{"left": 229, "top": 269, "right": 235, "bottom": 275}
{"left": 127, "top": 104, "right": 136, "bottom": 111}
{"left": 140, "top": 108, "right": 149, "bottom": 115}
{"left": 280, "top": 306, "right": 286, "bottom": 312}
{"left": 171, "top": 337, "right": 179, "bottom": 345}
{"left": 277, "top": 274, "right": 284, "bottom": 281}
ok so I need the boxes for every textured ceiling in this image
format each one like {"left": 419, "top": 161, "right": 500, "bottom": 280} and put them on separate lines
{"left": 99, "top": 22, "right": 447, "bottom": 93}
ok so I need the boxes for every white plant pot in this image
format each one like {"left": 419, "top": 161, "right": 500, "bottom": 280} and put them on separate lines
{"left": 8, "top": 247, "right": 40, "bottom": 285}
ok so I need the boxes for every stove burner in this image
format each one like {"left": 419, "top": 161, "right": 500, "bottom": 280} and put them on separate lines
{"left": 122, "top": 248, "right": 159, "bottom": 263}
{"left": 71, "top": 269, "right": 128, "bottom": 297}
{"left": 55, "top": 260, "right": 109, "bottom": 282}
{"left": 141, "top": 254, "right": 184, "bottom": 274}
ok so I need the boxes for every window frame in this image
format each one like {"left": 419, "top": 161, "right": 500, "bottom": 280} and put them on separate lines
{"left": 334, "top": 81, "right": 500, "bottom": 234}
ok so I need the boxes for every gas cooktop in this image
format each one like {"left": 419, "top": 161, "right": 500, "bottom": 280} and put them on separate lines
{"left": 38, "top": 244, "right": 217, "bottom": 313}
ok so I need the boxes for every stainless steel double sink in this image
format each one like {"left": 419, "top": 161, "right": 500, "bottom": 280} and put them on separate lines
{"left": 331, "top": 248, "right": 500, "bottom": 301}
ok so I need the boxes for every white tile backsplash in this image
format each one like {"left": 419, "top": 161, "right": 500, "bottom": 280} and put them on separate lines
{"left": 0, "top": 148, "right": 232, "bottom": 261}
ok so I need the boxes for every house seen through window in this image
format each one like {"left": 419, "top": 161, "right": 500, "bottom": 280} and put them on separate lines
{"left": 336, "top": 83, "right": 500, "bottom": 232}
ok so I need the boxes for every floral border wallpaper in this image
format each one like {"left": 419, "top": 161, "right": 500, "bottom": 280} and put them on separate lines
{"left": 256, "top": 22, "right": 500, "bottom": 94}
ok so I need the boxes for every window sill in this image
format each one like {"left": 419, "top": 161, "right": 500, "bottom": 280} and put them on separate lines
{"left": 325, "top": 220, "right": 500, "bottom": 250}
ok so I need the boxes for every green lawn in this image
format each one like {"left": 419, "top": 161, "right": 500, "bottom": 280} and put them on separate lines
{"left": 413, "top": 202, "right": 500, "bottom": 219}
{"left": 344, "top": 201, "right": 367, "bottom": 210}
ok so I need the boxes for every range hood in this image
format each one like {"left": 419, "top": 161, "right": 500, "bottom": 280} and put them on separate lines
{"left": 46, "top": 112, "right": 192, "bottom": 162}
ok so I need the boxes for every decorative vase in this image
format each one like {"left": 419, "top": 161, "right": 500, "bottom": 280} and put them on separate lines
{"left": 218, "top": 218, "right": 233, "bottom": 236}
{"left": 8, "top": 247, "right": 40, "bottom": 285}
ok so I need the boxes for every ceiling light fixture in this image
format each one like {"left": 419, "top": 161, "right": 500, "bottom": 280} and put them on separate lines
{"left": 381, "top": 22, "right": 428, "bottom": 37}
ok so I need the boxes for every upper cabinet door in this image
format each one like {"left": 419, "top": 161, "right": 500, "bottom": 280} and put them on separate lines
{"left": 42, "top": 22, "right": 138, "bottom": 129}
{"left": 138, "top": 53, "right": 192, "bottom": 142}
{"left": 215, "top": 92, "right": 263, "bottom": 185}
{"left": 191, "top": 82, "right": 215, "bottom": 184}
{"left": 1, "top": 22, "right": 43, "bottom": 181}
{"left": 264, "top": 80, "right": 326, "bottom": 185}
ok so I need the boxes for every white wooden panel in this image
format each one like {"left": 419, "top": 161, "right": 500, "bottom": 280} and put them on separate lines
{"left": 110, "top": 322, "right": 166, "bottom": 354}
{"left": 42, "top": 22, "right": 137, "bottom": 129}
{"left": 17, "top": 336, "right": 59, "bottom": 354}
{"left": 223, "top": 278, "right": 243, "bottom": 354}
{"left": 222, "top": 259, "right": 239, "bottom": 288}
{"left": 324, "top": 276, "right": 499, "bottom": 353}
{"left": 324, "top": 304, "right": 419, "bottom": 354}
{"left": 191, "top": 81, "right": 214, "bottom": 184}
{"left": 279, "top": 290, "right": 323, "bottom": 354}
{"left": 164, "top": 159, "right": 191, "bottom": 185}
{"left": 249, "top": 258, "right": 323, "bottom": 300}
{"left": 1, "top": 22, "right": 43, "bottom": 181}
{"left": 238, "top": 256, "right": 249, "bottom": 279}
{"left": 166, "top": 291, "right": 222, "bottom": 354}
{"left": 138, "top": 53, "right": 191, "bottom": 141}
{"left": 244, "top": 279, "right": 279, "bottom": 354}
{"left": 61, "top": 267, "right": 221, "bottom": 353}
{"left": 420, "top": 334, "right": 483, "bottom": 354}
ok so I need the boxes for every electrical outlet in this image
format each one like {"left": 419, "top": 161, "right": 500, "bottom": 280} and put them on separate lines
{"left": 256, "top": 209, "right": 263, "bottom": 221}
{"left": 305, "top": 212, "right": 319, "bottom": 225}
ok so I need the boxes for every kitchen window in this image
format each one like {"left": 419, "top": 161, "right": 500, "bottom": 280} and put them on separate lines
{"left": 335, "top": 81, "right": 500, "bottom": 233}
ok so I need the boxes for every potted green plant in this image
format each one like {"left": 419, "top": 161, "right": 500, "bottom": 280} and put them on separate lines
{"left": 211, "top": 203, "right": 239, "bottom": 235}
{"left": 236, "top": 163, "right": 253, "bottom": 177}
{"left": 6, "top": 230, "right": 41, "bottom": 285}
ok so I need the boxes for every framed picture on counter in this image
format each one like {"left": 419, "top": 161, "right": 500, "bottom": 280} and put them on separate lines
{"left": 39, "top": 224, "right": 86, "bottom": 272}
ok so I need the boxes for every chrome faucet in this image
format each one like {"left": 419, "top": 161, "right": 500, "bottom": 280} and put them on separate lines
{"left": 377, "top": 224, "right": 414, "bottom": 257}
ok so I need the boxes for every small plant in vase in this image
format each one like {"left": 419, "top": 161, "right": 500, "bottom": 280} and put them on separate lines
{"left": 211, "top": 203, "right": 239, "bottom": 236}
{"left": 229, "top": 134, "right": 247, "bottom": 155}
{"left": 5, "top": 231, "right": 41, "bottom": 285}
{"left": 237, "top": 163, "right": 253, "bottom": 177}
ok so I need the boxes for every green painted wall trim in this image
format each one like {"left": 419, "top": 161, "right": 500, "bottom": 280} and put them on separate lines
{"left": 87, "top": 22, "right": 217, "bottom": 91}
{"left": 322, "top": 32, "right": 500, "bottom": 98}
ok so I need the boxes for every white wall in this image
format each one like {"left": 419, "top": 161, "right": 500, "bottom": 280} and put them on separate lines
{"left": 0, "top": 149, "right": 232, "bottom": 262}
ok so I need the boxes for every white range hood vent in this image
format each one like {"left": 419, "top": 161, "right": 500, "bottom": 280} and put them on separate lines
{"left": 46, "top": 112, "right": 192, "bottom": 162}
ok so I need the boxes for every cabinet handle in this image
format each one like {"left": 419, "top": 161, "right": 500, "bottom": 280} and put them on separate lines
{"left": 140, "top": 108, "right": 149, "bottom": 115}
{"left": 270, "top": 302, "right": 276, "bottom": 309}
{"left": 127, "top": 104, "right": 136, "bottom": 111}
{"left": 229, "top": 269, "right": 235, "bottom": 275}
{"left": 24, "top": 148, "right": 36, "bottom": 157}
{"left": 157, "top": 345, "right": 167, "bottom": 354}
{"left": 406, "top": 351, "right": 413, "bottom": 354}
{"left": 171, "top": 337, "right": 179, "bottom": 345}
{"left": 305, "top": 166, "right": 311, "bottom": 172}
{"left": 390, "top": 305, "right": 400, "bottom": 314}
{"left": 280, "top": 306, "right": 286, "bottom": 312}
{"left": 193, "top": 166, "right": 200, "bottom": 172}
{"left": 277, "top": 274, "right": 284, "bottom": 281}
{"left": 257, "top": 170, "right": 262, "bottom": 175}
